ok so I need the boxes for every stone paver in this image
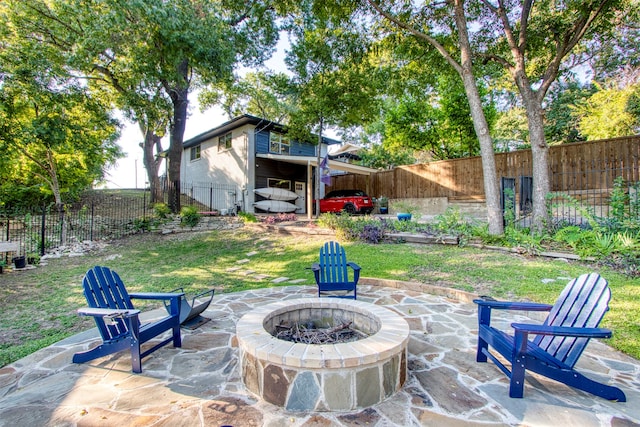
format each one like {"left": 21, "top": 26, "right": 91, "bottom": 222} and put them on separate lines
{"left": 0, "top": 282, "right": 638, "bottom": 427}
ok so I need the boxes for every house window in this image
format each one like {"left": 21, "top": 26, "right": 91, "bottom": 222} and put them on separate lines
{"left": 218, "top": 132, "right": 232, "bottom": 151}
{"left": 267, "top": 178, "right": 291, "bottom": 190}
{"left": 190, "top": 145, "right": 201, "bottom": 161}
{"left": 270, "top": 132, "right": 290, "bottom": 155}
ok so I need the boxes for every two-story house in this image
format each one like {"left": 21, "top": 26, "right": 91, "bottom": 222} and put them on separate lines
{"left": 181, "top": 114, "right": 375, "bottom": 216}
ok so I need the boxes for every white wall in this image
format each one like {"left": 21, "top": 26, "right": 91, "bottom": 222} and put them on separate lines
{"left": 181, "top": 124, "right": 256, "bottom": 211}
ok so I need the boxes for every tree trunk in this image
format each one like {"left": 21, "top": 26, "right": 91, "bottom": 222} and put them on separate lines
{"left": 165, "top": 60, "right": 190, "bottom": 213}
{"left": 453, "top": 0, "right": 503, "bottom": 235}
{"left": 141, "top": 129, "right": 164, "bottom": 203}
{"left": 521, "top": 90, "right": 551, "bottom": 232}
{"left": 45, "top": 148, "right": 67, "bottom": 245}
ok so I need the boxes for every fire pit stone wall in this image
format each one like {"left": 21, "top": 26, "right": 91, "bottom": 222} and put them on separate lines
{"left": 236, "top": 298, "right": 410, "bottom": 412}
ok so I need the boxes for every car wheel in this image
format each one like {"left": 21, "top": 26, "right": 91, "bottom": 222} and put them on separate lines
{"left": 343, "top": 204, "right": 357, "bottom": 214}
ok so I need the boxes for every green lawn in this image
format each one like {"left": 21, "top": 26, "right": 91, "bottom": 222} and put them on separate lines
{"left": 1, "top": 227, "right": 638, "bottom": 367}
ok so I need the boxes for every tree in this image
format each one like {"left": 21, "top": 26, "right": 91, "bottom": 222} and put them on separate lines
{"left": 574, "top": 82, "right": 640, "bottom": 139}
{"left": 587, "top": 2, "right": 640, "bottom": 85}
{"left": 378, "top": 73, "right": 495, "bottom": 160}
{"left": 366, "top": 0, "right": 505, "bottom": 235}
{"left": 492, "top": 107, "right": 529, "bottom": 151}
{"left": 200, "top": 71, "right": 296, "bottom": 123}
{"left": 0, "top": 4, "right": 121, "bottom": 209}
{"left": 357, "top": 142, "right": 415, "bottom": 169}
{"left": 473, "top": 0, "right": 622, "bottom": 231}
{"left": 6, "top": 0, "right": 280, "bottom": 212}
{"left": 283, "top": 7, "right": 383, "bottom": 216}
{"left": 543, "top": 80, "right": 595, "bottom": 145}
{"left": 365, "top": 0, "right": 627, "bottom": 232}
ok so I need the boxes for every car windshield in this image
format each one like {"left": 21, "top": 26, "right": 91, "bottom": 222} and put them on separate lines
{"left": 325, "top": 190, "right": 367, "bottom": 198}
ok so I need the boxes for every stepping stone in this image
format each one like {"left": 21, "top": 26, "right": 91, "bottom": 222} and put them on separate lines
{"left": 236, "top": 259, "right": 251, "bottom": 264}
{"left": 240, "top": 270, "right": 256, "bottom": 276}
{"left": 252, "top": 274, "right": 270, "bottom": 280}
{"left": 288, "top": 279, "right": 306, "bottom": 284}
{"left": 246, "top": 251, "right": 259, "bottom": 257}
{"left": 226, "top": 267, "right": 242, "bottom": 272}
{"left": 271, "top": 277, "right": 289, "bottom": 284}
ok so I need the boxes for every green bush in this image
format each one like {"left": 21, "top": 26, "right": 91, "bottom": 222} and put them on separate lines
{"left": 133, "top": 217, "right": 151, "bottom": 232}
{"left": 434, "top": 207, "right": 475, "bottom": 236}
{"left": 154, "top": 203, "right": 171, "bottom": 219}
{"left": 180, "top": 206, "right": 201, "bottom": 227}
{"left": 238, "top": 211, "right": 258, "bottom": 223}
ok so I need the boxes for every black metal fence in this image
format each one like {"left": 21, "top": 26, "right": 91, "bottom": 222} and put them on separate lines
{"left": 0, "top": 181, "right": 239, "bottom": 260}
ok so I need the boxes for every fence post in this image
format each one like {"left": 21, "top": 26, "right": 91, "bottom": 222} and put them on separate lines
{"left": 210, "top": 185, "right": 213, "bottom": 211}
{"left": 90, "top": 201, "right": 95, "bottom": 241}
{"left": 40, "top": 206, "right": 46, "bottom": 256}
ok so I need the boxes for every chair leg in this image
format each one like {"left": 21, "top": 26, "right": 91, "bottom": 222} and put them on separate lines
{"left": 130, "top": 337, "right": 142, "bottom": 373}
{"left": 509, "top": 355, "right": 526, "bottom": 398}
{"left": 172, "top": 322, "right": 182, "bottom": 348}
{"left": 476, "top": 337, "right": 488, "bottom": 363}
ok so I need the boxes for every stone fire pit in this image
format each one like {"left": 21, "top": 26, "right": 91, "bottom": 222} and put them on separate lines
{"left": 236, "top": 298, "right": 410, "bottom": 411}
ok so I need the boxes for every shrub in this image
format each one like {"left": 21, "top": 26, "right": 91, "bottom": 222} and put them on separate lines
{"left": 434, "top": 207, "right": 475, "bottom": 236}
{"left": 154, "top": 203, "right": 171, "bottom": 219}
{"left": 180, "top": 206, "right": 201, "bottom": 227}
{"left": 359, "top": 224, "right": 386, "bottom": 244}
{"left": 261, "top": 213, "right": 297, "bottom": 224}
{"left": 238, "top": 211, "right": 258, "bottom": 223}
{"left": 133, "top": 217, "right": 151, "bottom": 232}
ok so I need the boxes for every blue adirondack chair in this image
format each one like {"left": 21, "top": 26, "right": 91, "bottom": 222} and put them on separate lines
{"left": 311, "top": 241, "right": 360, "bottom": 299}
{"left": 72, "top": 266, "right": 184, "bottom": 373}
{"left": 474, "top": 273, "right": 626, "bottom": 401}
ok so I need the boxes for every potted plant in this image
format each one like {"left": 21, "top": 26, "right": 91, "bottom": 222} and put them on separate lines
{"left": 377, "top": 196, "right": 389, "bottom": 214}
{"left": 12, "top": 255, "right": 26, "bottom": 269}
{"left": 0, "top": 259, "right": 6, "bottom": 274}
{"left": 390, "top": 200, "right": 419, "bottom": 221}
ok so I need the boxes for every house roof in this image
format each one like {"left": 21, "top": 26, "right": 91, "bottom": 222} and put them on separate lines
{"left": 183, "top": 114, "right": 342, "bottom": 148}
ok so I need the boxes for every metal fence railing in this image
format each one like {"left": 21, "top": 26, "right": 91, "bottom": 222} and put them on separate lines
{"left": 0, "top": 181, "right": 239, "bottom": 261}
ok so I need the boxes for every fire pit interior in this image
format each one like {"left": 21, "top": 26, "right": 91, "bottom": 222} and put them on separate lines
{"left": 236, "top": 298, "right": 410, "bottom": 412}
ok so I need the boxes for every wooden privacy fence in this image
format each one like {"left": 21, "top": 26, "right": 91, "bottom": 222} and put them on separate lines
{"left": 333, "top": 136, "right": 640, "bottom": 202}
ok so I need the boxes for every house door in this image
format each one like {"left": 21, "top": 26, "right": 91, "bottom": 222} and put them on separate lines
{"left": 294, "top": 181, "right": 306, "bottom": 213}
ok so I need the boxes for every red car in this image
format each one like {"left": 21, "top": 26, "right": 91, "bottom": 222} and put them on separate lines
{"left": 319, "top": 189, "right": 374, "bottom": 214}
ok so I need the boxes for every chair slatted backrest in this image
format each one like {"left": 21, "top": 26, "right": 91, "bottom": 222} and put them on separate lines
{"left": 318, "top": 241, "right": 349, "bottom": 285}
{"left": 535, "top": 273, "right": 611, "bottom": 368}
{"left": 83, "top": 266, "right": 135, "bottom": 341}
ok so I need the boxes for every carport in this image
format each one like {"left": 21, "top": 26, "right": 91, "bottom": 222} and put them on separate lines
{"left": 256, "top": 153, "right": 378, "bottom": 218}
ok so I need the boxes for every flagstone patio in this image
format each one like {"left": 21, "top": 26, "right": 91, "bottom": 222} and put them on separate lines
{"left": 0, "top": 280, "right": 638, "bottom": 426}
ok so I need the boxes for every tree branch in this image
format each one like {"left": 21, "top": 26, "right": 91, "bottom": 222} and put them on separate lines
{"left": 538, "top": 1, "right": 611, "bottom": 101}
{"left": 367, "top": 0, "right": 463, "bottom": 75}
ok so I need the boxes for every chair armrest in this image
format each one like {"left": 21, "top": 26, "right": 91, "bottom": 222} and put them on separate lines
{"left": 346, "top": 262, "right": 361, "bottom": 272}
{"left": 474, "top": 299, "right": 553, "bottom": 312}
{"left": 129, "top": 292, "right": 184, "bottom": 301}
{"left": 512, "top": 323, "right": 613, "bottom": 339}
{"left": 77, "top": 307, "right": 140, "bottom": 318}
{"left": 310, "top": 263, "right": 320, "bottom": 272}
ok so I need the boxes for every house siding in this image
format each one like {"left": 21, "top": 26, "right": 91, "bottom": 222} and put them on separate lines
{"left": 181, "top": 125, "right": 255, "bottom": 210}
{"left": 255, "top": 129, "right": 317, "bottom": 157}
{"left": 256, "top": 130, "right": 270, "bottom": 154}
{"left": 291, "top": 140, "right": 315, "bottom": 156}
